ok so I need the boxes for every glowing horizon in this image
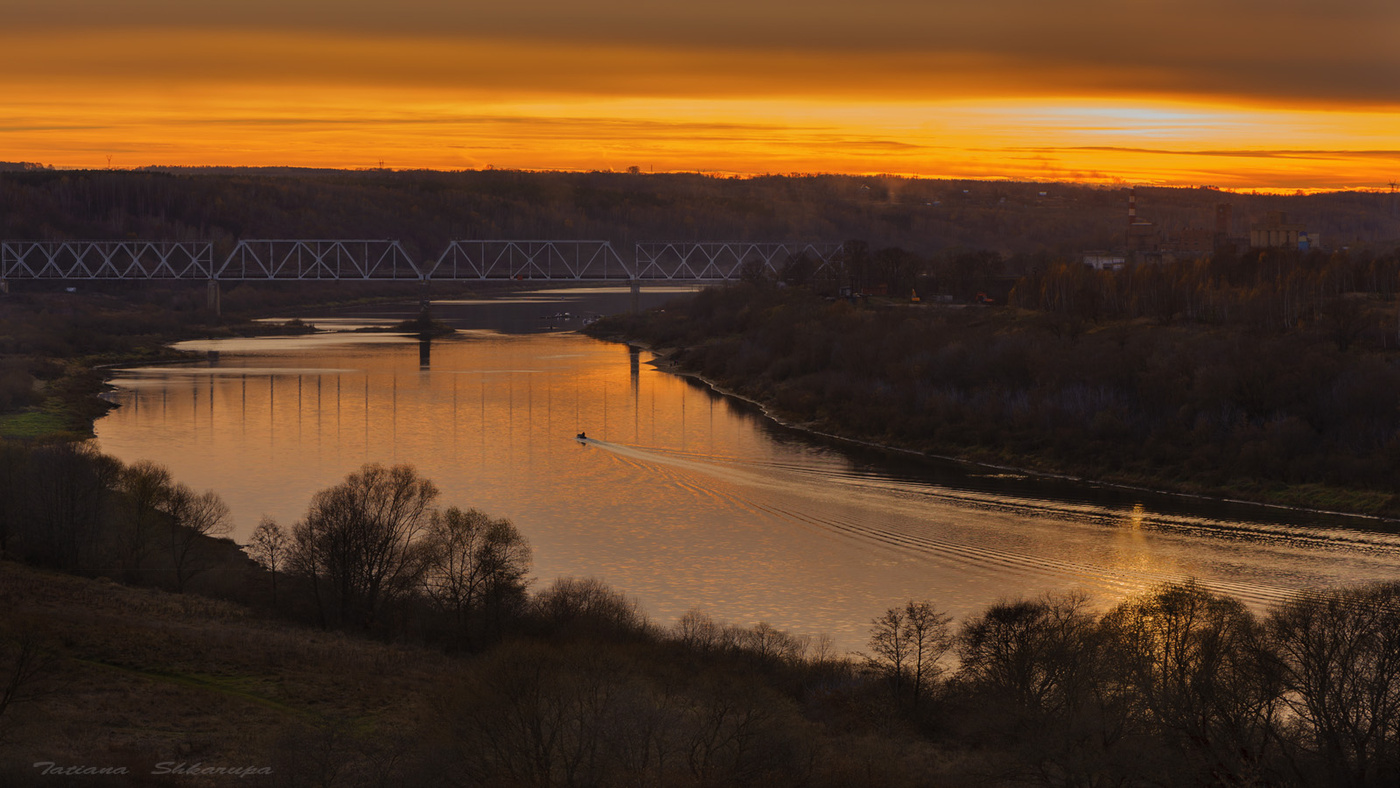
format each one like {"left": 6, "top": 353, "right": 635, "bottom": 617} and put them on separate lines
{"left": 3, "top": 10, "right": 1397, "bottom": 190}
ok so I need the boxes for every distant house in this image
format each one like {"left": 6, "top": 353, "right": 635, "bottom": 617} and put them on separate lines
{"left": 1084, "top": 252, "right": 1126, "bottom": 271}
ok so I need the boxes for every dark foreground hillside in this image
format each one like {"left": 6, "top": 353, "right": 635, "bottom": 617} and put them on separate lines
{"left": 0, "top": 558, "right": 972, "bottom": 788}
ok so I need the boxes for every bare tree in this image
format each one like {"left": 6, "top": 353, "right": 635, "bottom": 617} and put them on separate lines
{"left": 955, "top": 592, "right": 1136, "bottom": 786}
{"left": 0, "top": 633, "right": 58, "bottom": 744}
{"left": 903, "top": 601, "right": 953, "bottom": 708}
{"left": 867, "top": 606, "right": 912, "bottom": 699}
{"left": 24, "top": 443, "right": 118, "bottom": 571}
{"left": 1267, "top": 583, "right": 1400, "bottom": 787}
{"left": 867, "top": 599, "right": 953, "bottom": 707}
{"left": 247, "top": 516, "right": 291, "bottom": 605}
{"left": 533, "top": 577, "right": 650, "bottom": 637}
{"left": 674, "top": 610, "right": 730, "bottom": 653}
{"left": 290, "top": 463, "right": 438, "bottom": 628}
{"left": 421, "top": 507, "right": 531, "bottom": 645}
{"left": 956, "top": 592, "right": 1100, "bottom": 719}
{"left": 1102, "top": 580, "right": 1278, "bottom": 784}
{"left": 163, "top": 483, "right": 231, "bottom": 592}
{"left": 0, "top": 441, "right": 26, "bottom": 559}
{"left": 117, "top": 459, "right": 172, "bottom": 577}
{"left": 735, "top": 622, "right": 810, "bottom": 665}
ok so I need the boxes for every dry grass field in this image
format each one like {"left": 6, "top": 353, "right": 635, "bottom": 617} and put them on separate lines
{"left": 0, "top": 560, "right": 452, "bottom": 786}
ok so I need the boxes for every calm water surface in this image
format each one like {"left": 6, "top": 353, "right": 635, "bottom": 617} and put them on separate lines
{"left": 93, "top": 288, "right": 1400, "bottom": 650}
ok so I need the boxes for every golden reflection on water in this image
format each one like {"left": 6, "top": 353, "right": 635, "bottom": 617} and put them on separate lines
{"left": 96, "top": 333, "right": 1400, "bottom": 650}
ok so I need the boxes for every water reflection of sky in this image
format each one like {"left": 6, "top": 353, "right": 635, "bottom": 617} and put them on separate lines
{"left": 93, "top": 306, "right": 1400, "bottom": 651}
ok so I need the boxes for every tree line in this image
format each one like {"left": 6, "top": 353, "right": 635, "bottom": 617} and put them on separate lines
{"left": 0, "top": 441, "right": 232, "bottom": 591}
{"left": 1011, "top": 245, "right": 1400, "bottom": 340}
{"left": 3, "top": 168, "right": 1397, "bottom": 261}
{"left": 861, "top": 581, "right": 1400, "bottom": 788}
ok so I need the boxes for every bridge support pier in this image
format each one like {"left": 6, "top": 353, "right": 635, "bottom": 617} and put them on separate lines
{"left": 630, "top": 279, "right": 640, "bottom": 313}
{"left": 206, "top": 280, "right": 221, "bottom": 318}
{"left": 0, "top": 279, "right": 8, "bottom": 296}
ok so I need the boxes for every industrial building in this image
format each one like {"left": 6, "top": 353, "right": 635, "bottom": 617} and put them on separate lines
{"left": 1090, "top": 192, "right": 1317, "bottom": 268}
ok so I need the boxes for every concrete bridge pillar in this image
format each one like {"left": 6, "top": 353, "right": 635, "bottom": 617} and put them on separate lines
{"left": 630, "top": 279, "right": 641, "bottom": 313}
{"left": 206, "top": 280, "right": 221, "bottom": 318}
{"left": 0, "top": 279, "right": 8, "bottom": 295}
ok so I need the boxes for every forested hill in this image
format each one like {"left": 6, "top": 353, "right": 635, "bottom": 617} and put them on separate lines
{"left": 2, "top": 166, "right": 1397, "bottom": 259}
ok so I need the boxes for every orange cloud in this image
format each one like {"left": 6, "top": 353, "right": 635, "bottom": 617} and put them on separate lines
{"left": 3, "top": 29, "right": 1398, "bottom": 110}
{"left": 1, "top": 29, "right": 1396, "bottom": 189}
{"left": 8, "top": 0, "right": 1397, "bottom": 108}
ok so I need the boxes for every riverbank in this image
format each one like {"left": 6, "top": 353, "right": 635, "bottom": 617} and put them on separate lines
{"left": 588, "top": 285, "right": 1400, "bottom": 519}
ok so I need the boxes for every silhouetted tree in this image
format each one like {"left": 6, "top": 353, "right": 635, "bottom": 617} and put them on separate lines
{"left": 1102, "top": 581, "right": 1279, "bottom": 783}
{"left": 1267, "top": 584, "right": 1400, "bottom": 787}
{"left": 23, "top": 443, "right": 117, "bottom": 571}
{"left": 247, "top": 516, "right": 291, "bottom": 605}
{"left": 117, "top": 459, "right": 173, "bottom": 578}
{"left": 956, "top": 592, "right": 1100, "bottom": 721}
{"left": 866, "top": 599, "right": 953, "bottom": 708}
{"left": 0, "top": 631, "right": 57, "bottom": 745}
{"left": 952, "top": 592, "right": 1140, "bottom": 785}
{"left": 289, "top": 463, "right": 438, "bottom": 628}
{"left": 0, "top": 441, "right": 25, "bottom": 558}
{"left": 163, "top": 483, "right": 231, "bottom": 592}
{"left": 421, "top": 506, "right": 531, "bottom": 647}
{"left": 779, "top": 252, "right": 817, "bottom": 288}
{"left": 532, "top": 577, "right": 651, "bottom": 639}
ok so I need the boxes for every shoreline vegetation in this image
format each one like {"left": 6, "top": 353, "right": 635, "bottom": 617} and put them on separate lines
{"left": 639, "top": 339, "right": 1396, "bottom": 523}
{"left": 588, "top": 255, "right": 1400, "bottom": 519}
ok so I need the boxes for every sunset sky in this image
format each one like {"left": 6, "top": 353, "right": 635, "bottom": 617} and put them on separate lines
{"left": 4, "top": 0, "right": 1397, "bottom": 189}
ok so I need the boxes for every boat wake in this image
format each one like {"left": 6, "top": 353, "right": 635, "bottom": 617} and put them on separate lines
{"left": 586, "top": 440, "right": 1400, "bottom": 609}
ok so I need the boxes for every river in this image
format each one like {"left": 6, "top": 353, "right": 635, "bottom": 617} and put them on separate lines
{"left": 92, "top": 286, "right": 1400, "bottom": 650}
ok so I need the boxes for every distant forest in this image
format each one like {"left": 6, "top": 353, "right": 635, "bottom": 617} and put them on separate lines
{"left": 2, "top": 166, "right": 1398, "bottom": 260}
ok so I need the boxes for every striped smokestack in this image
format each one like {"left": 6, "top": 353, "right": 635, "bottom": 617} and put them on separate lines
{"left": 1128, "top": 188, "right": 1137, "bottom": 225}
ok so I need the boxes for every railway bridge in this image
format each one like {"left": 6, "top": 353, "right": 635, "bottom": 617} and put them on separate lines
{"left": 0, "top": 239, "right": 842, "bottom": 311}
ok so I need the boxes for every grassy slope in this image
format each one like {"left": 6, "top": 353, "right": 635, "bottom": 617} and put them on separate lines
{"left": 0, "top": 561, "right": 450, "bottom": 782}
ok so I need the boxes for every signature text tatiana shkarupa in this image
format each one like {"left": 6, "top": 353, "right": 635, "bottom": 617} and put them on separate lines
{"left": 33, "top": 761, "right": 273, "bottom": 777}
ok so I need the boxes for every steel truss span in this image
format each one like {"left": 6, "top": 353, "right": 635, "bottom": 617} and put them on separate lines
{"left": 433, "top": 241, "right": 628, "bottom": 281}
{"left": 633, "top": 242, "right": 842, "bottom": 281}
{"left": 1, "top": 240, "right": 841, "bottom": 282}
{"left": 217, "top": 240, "right": 420, "bottom": 280}
{"left": 1, "top": 241, "right": 214, "bottom": 280}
